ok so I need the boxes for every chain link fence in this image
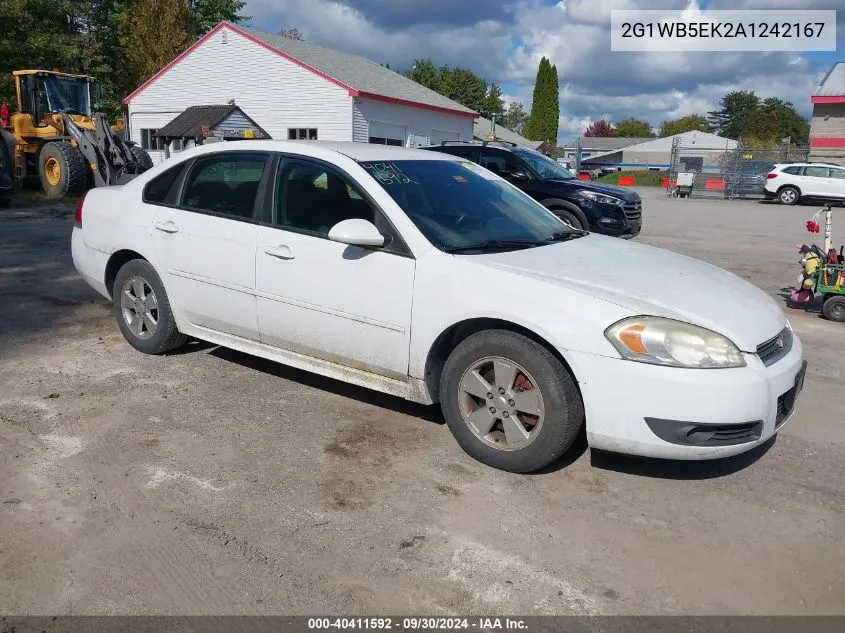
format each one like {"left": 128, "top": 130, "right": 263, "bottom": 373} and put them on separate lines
{"left": 668, "top": 138, "right": 810, "bottom": 199}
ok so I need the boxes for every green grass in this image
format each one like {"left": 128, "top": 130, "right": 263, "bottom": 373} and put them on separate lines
{"left": 597, "top": 170, "right": 668, "bottom": 187}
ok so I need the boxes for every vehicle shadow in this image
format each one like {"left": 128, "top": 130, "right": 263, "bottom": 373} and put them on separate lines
{"left": 589, "top": 436, "right": 776, "bottom": 479}
{"left": 208, "top": 346, "right": 445, "bottom": 425}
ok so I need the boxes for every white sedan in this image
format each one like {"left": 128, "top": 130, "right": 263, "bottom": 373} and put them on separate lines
{"left": 72, "top": 141, "right": 806, "bottom": 472}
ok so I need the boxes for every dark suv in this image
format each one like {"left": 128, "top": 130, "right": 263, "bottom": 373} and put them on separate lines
{"left": 425, "top": 142, "right": 642, "bottom": 238}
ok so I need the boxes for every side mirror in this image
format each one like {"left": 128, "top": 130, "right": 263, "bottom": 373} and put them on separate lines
{"left": 509, "top": 170, "right": 530, "bottom": 181}
{"left": 327, "top": 218, "right": 385, "bottom": 247}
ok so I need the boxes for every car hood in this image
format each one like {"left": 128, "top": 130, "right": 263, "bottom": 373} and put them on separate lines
{"left": 546, "top": 178, "right": 640, "bottom": 201}
{"left": 468, "top": 234, "right": 784, "bottom": 351}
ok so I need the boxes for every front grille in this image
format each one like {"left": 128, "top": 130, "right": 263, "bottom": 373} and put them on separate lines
{"left": 757, "top": 327, "right": 792, "bottom": 367}
{"left": 622, "top": 201, "right": 642, "bottom": 221}
{"left": 776, "top": 384, "right": 799, "bottom": 427}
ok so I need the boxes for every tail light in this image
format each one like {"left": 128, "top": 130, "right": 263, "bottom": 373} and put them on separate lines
{"left": 74, "top": 192, "right": 87, "bottom": 227}
{"left": 767, "top": 172, "right": 778, "bottom": 179}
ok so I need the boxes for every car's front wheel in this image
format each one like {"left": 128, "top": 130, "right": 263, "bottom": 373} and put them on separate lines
{"left": 439, "top": 330, "right": 584, "bottom": 472}
{"left": 778, "top": 186, "right": 800, "bottom": 205}
{"left": 553, "top": 208, "right": 584, "bottom": 230}
{"left": 112, "top": 259, "right": 187, "bottom": 354}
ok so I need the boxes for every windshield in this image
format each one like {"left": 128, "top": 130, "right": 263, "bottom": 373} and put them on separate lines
{"left": 513, "top": 149, "right": 575, "bottom": 180}
{"left": 24, "top": 74, "right": 92, "bottom": 120}
{"left": 360, "top": 160, "right": 577, "bottom": 251}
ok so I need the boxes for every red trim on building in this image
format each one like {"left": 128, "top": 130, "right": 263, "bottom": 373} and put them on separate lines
{"left": 811, "top": 96, "right": 845, "bottom": 104}
{"left": 810, "top": 137, "right": 845, "bottom": 148}
{"left": 357, "top": 91, "right": 477, "bottom": 118}
{"left": 124, "top": 22, "right": 478, "bottom": 120}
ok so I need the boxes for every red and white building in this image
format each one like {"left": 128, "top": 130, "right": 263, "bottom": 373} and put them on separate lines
{"left": 124, "top": 21, "right": 477, "bottom": 164}
{"left": 810, "top": 62, "right": 845, "bottom": 165}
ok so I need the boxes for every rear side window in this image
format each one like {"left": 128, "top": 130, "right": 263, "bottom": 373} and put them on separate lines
{"left": 829, "top": 168, "right": 845, "bottom": 179}
{"left": 782, "top": 166, "right": 802, "bottom": 175}
{"left": 804, "top": 166, "right": 829, "bottom": 178}
{"left": 143, "top": 163, "right": 184, "bottom": 204}
{"left": 181, "top": 153, "right": 267, "bottom": 220}
{"left": 430, "top": 145, "right": 477, "bottom": 159}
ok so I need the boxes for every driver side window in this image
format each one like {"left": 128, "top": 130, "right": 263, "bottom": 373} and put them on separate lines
{"left": 479, "top": 150, "right": 525, "bottom": 177}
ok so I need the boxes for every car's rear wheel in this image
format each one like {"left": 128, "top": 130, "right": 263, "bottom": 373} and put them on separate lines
{"left": 823, "top": 295, "right": 845, "bottom": 322}
{"left": 112, "top": 259, "right": 187, "bottom": 354}
{"left": 778, "top": 186, "right": 800, "bottom": 205}
{"left": 440, "top": 330, "right": 584, "bottom": 473}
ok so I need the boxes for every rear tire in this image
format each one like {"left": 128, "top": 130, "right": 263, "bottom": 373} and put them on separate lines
{"left": 439, "top": 330, "right": 584, "bottom": 473}
{"left": 778, "top": 186, "right": 800, "bottom": 206}
{"left": 823, "top": 295, "right": 845, "bottom": 322}
{"left": 112, "top": 259, "right": 187, "bottom": 354}
{"left": 38, "top": 141, "right": 87, "bottom": 199}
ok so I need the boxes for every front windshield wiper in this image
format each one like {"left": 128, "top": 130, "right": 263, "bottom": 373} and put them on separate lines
{"left": 442, "top": 239, "right": 548, "bottom": 253}
{"left": 546, "top": 230, "right": 588, "bottom": 242}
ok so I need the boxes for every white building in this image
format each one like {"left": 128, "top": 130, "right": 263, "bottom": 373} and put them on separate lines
{"left": 581, "top": 131, "right": 737, "bottom": 171}
{"left": 124, "top": 22, "right": 477, "bottom": 163}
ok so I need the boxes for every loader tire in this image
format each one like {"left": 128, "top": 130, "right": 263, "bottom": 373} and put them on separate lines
{"left": 129, "top": 145, "right": 154, "bottom": 171}
{"left": 39, "top": 141, "right": 87, "bottom": 199}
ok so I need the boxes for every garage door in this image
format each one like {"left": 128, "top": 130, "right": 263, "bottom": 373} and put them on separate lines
{"left": 369, "top": 121, "right": 407, "bottom": 146}
{"left": 430, "top": 129, "right": 462, "bottom": 146}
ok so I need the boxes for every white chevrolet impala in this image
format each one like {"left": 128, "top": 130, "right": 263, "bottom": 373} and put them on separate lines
{"left": 72, "top": 141, "right": 806, "bottom": 472}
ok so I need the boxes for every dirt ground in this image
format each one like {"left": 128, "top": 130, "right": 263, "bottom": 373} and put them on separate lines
{"left": 1, "top": 189, "right": 843, "bottom": 616}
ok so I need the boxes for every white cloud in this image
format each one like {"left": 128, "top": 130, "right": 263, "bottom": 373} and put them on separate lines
{"left": 243, "top": 0, "right": 830, "bottom": 143}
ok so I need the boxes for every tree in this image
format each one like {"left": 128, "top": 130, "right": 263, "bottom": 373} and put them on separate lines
{"left": 119, "top": 0, "right": 194, "bottom": 99}
{"left": 584, "top": 119, "right": 615, "bottom": 137}
{"left": 499, "top": 101, "right": 529, "bottom": 134}
{"left": 403, "top": 58, "right": 441, "bottom": 92}
{"left": 659, "top": 114, "right": 711, "bottom": 137}
{"left": 758, "top": 97, "right": 810, "bottom": 145}
{"left": 523, "top": 57, "right": 559, "bottom": 147}
{"left": 278, "top": 27, "right": 303, "bottom": 40}
{"left": 0, "top": 0, "right": 89, "bottom": 106}
{"left": 614, "top": 117, "right": 654, "bottom": 138}
{"left": 480, "top": 83, "right": 505, "bottom": 121}
{"left": 708, "top": 90, "right": 760, "bottom": 139}
{"left": 188, "top": 0, "right": 248, "bottom": 37}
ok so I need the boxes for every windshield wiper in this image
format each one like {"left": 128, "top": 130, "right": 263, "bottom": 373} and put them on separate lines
{"left": 443, "top": 239, "right": 547, "bottom": 253}
{"left": 546, "top": 230, "right": 588, "bottom": 242}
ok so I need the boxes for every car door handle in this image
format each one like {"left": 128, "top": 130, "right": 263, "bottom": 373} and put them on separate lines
{"left": 153, "top": 221, "right": 179, "bottom": 234}
{"left": 264, "top": 245, "right": 295, "bottom": 260}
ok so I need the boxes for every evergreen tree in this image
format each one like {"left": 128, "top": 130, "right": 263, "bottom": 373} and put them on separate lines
{"left": 524, "top": 57, "right": 559, "bottom": 147}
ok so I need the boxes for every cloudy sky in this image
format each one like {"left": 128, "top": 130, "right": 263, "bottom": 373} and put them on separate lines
{"left": 242, "top": 0, "right": 843, "bottom": 142}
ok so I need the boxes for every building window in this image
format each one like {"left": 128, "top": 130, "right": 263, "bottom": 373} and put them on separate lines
{"left": 171, "top": 139, "right": 183, "bottom": 152}
{"left": 369, "top": 137, "right": 403, "bottom": 146}
{"left": 288, "top": 128, "right": 318, "bottom": 140}
{"left": 140, "top": 129, "right": 166, "bottom": 151}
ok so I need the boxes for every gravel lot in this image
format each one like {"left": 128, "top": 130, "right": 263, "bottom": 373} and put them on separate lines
{"left": 1, "top": 188, "right": 843, "bottom": 615}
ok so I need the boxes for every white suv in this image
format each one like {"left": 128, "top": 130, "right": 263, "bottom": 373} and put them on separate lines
{"left": 765, "top": 162, "right": 845, "bottom": 205}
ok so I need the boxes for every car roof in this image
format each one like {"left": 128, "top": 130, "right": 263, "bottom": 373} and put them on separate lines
{"left": 167, "top": 140, "right": 463, "bottom": 163}
{"left": 777, "top": 162, "right": 842, "bottom": 168}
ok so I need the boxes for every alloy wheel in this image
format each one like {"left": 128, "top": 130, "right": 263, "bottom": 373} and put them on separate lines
{"left": 120, "top": 276, "right": 159, "bottom": 339}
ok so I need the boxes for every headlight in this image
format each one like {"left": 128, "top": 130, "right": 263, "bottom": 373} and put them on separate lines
{"left": 605, "top": 316, "right": 746, "bottom": 368}
{"left": 576, "top": 190, "right": 623, "bottom": 205}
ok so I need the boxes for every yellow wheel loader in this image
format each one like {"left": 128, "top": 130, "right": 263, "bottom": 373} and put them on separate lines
{"left": 0, "top": 70, "right": 153, "bottom": 199}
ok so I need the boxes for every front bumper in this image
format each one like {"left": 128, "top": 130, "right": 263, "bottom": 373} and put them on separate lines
{"left": 565, "top": 334, "right": 805, "bottom": 460}
{"left": 585, "top": 200, "right": 642, "bottom": 238}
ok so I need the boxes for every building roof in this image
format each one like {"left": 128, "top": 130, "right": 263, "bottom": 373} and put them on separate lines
{"left": 472, "top": 116, "right": 547, "bottom": 151}
{"left": 125, "top": 22, "right": 476, "bottom": 118}
{"left": 562, "top": 137, "right": 654, "bottom": 151}
{"left": 813, "top": 62, "right": 845, "bottom": 102}
{"left": 154, "top": 104, "right": 269, "bottom": 140}
{"left": 582, "top": 131, "right": 736, "bottom": 162}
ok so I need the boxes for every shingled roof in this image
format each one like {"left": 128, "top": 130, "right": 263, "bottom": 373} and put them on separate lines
{"left": 125, "top": 22, "right": 477, "bottom": 118}
{"left": 154, "top": 104, "right": 268, "bottom": 140}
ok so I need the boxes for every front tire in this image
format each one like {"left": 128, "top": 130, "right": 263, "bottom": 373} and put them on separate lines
{"left": 823, "top": 295, "right": 845, "bottom": 322}
{"left": 778, "top": 186, "right": 800, "bottom": 206}
{"left": 39, "top": 141, "right": 87, "bottom": 198}
{"left": 129, "top": 145, "right": 154, "bottom": 171}
{"left": 553, "top": 208, "right": 584, "bottom": 230}
{"left": 440, "top": 330, "right": 584, "bottom": 473}
{"left": 112, "top": 259, "right": 187, "bottom": 354}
